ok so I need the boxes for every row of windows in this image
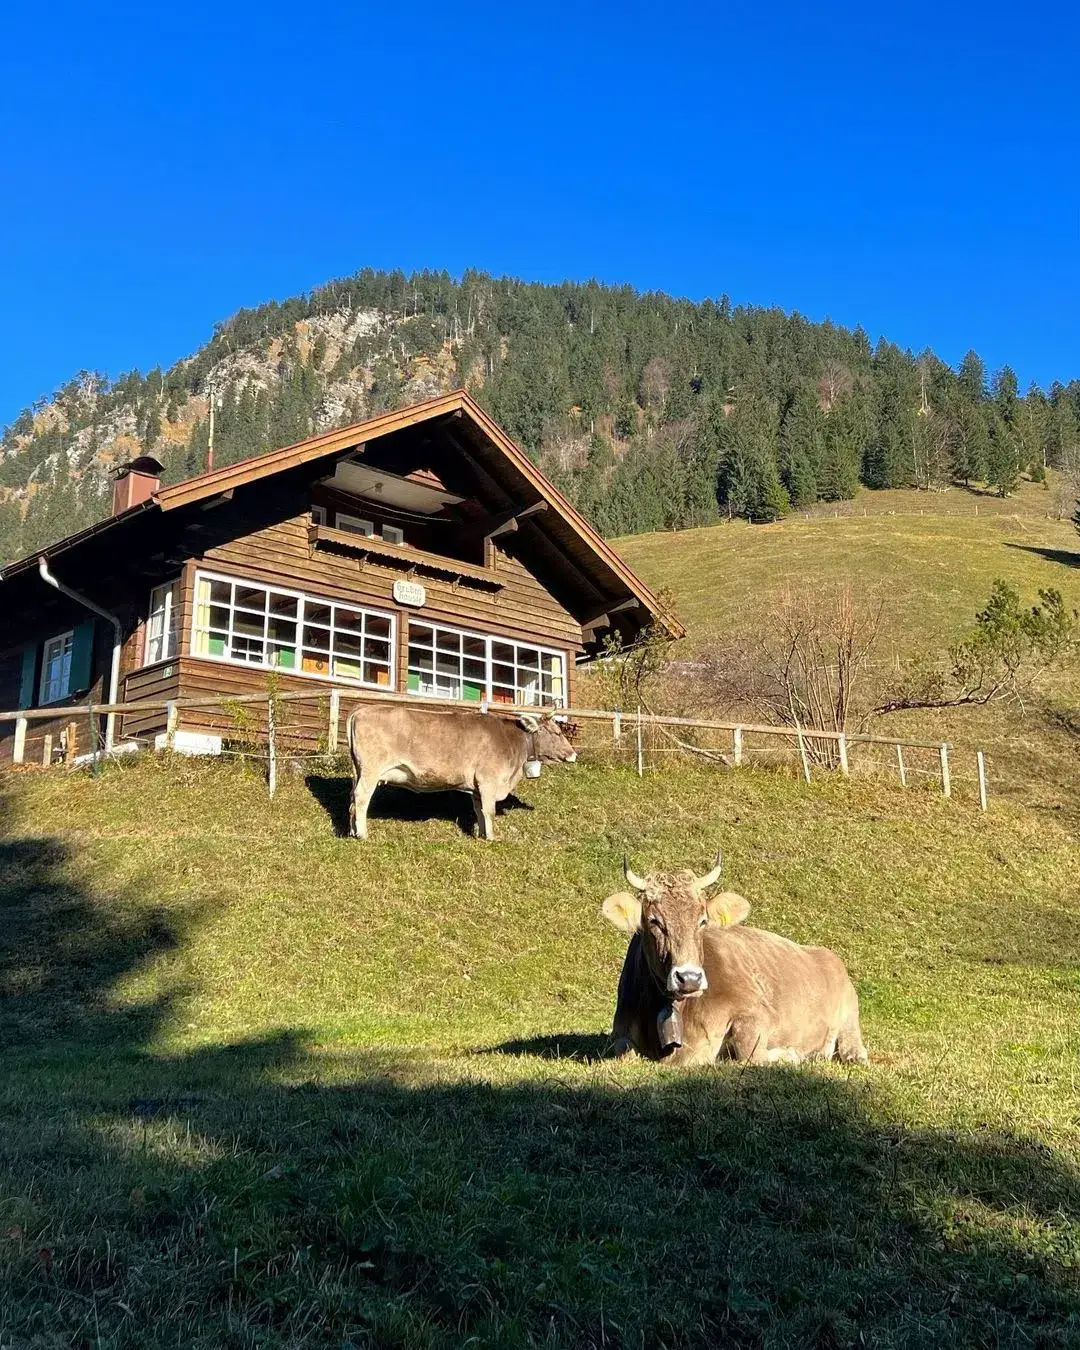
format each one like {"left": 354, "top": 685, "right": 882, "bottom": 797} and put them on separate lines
{"left": 192, "top": 576, "right": 395, "bottom": 686}
{"left": 143, "top": 573, "right": 566, "bottom": 707}
{"left": 312, "top": 506, "right": 404, "bottom": 546}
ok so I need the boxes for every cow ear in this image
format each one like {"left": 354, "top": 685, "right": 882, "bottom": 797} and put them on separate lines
{"left": 601, "top": 891, "right": 642, "bottom": 933}
{"left": 517, "top": 714, "right": 541, "bottom": 733}
{"left": 707, "top": 891, "right": 751, "bottom": 927}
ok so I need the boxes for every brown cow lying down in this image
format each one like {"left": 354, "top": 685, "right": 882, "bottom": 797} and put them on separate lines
{"left": 602, "top": 854, "right": 867, "bottom": 1066}
{"left": 346, "top": 704, "right": 577, "bottom": 840}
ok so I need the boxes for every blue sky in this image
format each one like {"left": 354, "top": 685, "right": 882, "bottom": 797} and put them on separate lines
{"left": 1, "top": 0, "right": 1077, "bottom": 425}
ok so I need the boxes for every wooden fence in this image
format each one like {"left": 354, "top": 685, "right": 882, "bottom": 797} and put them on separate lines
{"left": 0, "top": 686, "right": 989, "bottom": 809}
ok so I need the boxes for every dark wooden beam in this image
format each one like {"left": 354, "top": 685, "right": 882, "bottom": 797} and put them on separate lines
{"left": 198, "top": 488, "right": 235, "bottom": 511}
{"left": 478, "top": 500, "right": 548, "bottom": 541}
{"left": 582, "top": 596, "right": 641, "bottom": 628}
{"left": 440, "top": 429, "right": 515, "bottom": 509}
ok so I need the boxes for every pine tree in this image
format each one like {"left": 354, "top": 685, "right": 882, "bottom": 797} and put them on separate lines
{"left": 958, "top": 350, "right": 987, "bottom": 403}
{"left": 780, "top": 388, "right": 822, "bottom": 508}
{"left": 718, "top": 387, "right": 789, "bottom": 520}
{"left": 949, "top": 397, "right": 990, "bottom": 485}
{"left": 985, "top": 408, "right": 1020, "bottom": 497}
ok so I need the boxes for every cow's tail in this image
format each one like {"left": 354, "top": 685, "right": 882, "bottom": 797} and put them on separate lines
{"left": 346, "top": 708, "right": 362, "bottom": 777}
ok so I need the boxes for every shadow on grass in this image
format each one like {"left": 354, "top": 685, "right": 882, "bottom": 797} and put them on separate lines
{"left": 479, "top": 1032, "right": 611, "bottom": 1062}
{"left": 1, "top": 785, "right": 1079, "bottom": 1348}
{"left": 1005, "top": 542, "right": 1080, "bottom": 569}
{"left": 306, "top": 772, "right": 534, "bottom": 839}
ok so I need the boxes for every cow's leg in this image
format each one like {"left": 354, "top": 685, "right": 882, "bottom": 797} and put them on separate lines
{"left": 350, "top": 776, "right": 374, "bottom": 840}
{"left": 725, "top": 1015, "right": 774, "bottom": 1065}
{"left": 608, "top": 1035, "right": 636, "bottom": 1058}
{"left": 836, "top": 1021, "right": 868, "bottom": 1064}
{"left": 472, "top": 785, "right": 497, "bottom": 840}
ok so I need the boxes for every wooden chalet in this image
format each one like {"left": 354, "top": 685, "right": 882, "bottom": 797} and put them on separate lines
{"left": 0, "top": 391, "right": 682, "bottom": 762}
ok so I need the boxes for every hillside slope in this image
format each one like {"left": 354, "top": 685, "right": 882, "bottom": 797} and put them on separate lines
{"left": 3, "top": 267, "right": 1079, "bottom": 568}
{"left": 1, "top": 753, "right": 1078, "bottom": 1346}
{"left": 615, "top": 485, "right": 1080, "bottom": 815}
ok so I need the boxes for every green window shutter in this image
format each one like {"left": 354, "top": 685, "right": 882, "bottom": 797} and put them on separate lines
{"left": 17, "top": 645, "right": 37, "bottom": 708}
{"left": 69, "top": 620, "right": 96, "bottom": 694}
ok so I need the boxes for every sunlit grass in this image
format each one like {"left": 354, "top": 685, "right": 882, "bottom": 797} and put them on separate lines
{"left": 1, "top": 750, "right": 1079, "bottom": 1345}
{"left": 613, "top": 485, "right": 1080, "bottom": 819}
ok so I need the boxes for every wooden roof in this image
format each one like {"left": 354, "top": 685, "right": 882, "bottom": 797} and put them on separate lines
{"left": 1, "top": 391, "right": 683, "bottom": 641}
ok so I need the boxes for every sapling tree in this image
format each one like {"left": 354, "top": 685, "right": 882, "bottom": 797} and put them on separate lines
{"left": 873, "top": 580, "right": 1078, "bottom": 716}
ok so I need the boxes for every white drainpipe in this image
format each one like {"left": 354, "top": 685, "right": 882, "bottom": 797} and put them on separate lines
{"left": 38, "top": 556, "right": 122, "bottom": 753}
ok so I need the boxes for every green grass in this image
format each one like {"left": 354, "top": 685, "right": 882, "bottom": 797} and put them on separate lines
{"left": 2, "top": 750, "right": 1079, "bottom": 1347}
{"left": 613, "top": 485, "right": 1080, "bottom": 818}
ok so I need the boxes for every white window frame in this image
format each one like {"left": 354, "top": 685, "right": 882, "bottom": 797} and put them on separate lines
{"left": 311, "top": 505, "right": 327, "bottom": 526}
{"left": 406, "top": 619, "right": 566, "bottom": 708}
{"left": 144, "top": 580, "right": 179, "bottom": 666}
{"left": 189, "top": 570, "right": 396, "bottom": 691}
{"left": 39, "top": 629, "right": 75, "bottom": 705}
{"left": 335, "top": 512, "right": 375, "bottom": 537}
{"left": 381, "top": 523, "right": 405, "bottom": 546}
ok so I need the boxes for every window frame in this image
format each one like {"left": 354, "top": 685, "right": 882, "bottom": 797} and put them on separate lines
{"left": 189, "top": 569, "right": 397, "bottom": 691}
{"left": 311, "top": 505, "right": 327, "bottom": 526}
{"left": 406, "top": 619, "right": 566, "bottom": 708}
{"left": 143, "top": 579, "right": 180, "bottom": 667}
{"left": 335, "top": 512, "right": 375, "bottom": 537}
{"left": 381, "top": 523, "right": 405, "bottom": 546}
{"left": 39, "top": 629, "right": 75, "bottom": 705}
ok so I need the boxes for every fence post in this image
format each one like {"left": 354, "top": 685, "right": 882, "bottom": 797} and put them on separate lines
{"left": 732, "top": 725, "right": 743, "bottom": 766}
{"left": 895, "top": 743, "right": 907, "bottom": 787}
{"left": 613, "top": 711, "right": 622, "bottom": 745}
{"left": 976, "top": 750, "right": 988, "bottom": 812}
{"left": 267, "top": 696, "right": 277, "bottom": 800}
{"left": 636, "top": 705, "right": 644, "bottom": 778}
{"left": 795, "top": 721, "right": 812, "bottom": 784}
{"left": 42, "top": 734, "right": 53, "bottom": 768}
{"left": 837, "top": 733, "right": 849, "bottom": 777}
{"left": 165, "top": 701, "right": 178, "bottom": 750}
{"left": 12, "top": 716, "right": 26, "bottom": 765}
{"left": 939, "top": 743, "right": 951, "bottom": 798}
{"left": 328, "top": 689, "right": 341, "bottom": 755}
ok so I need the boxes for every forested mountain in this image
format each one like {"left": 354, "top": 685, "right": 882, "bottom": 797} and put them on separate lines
{"left": 2, "top": 267, "right": 1079, "bottom": 566}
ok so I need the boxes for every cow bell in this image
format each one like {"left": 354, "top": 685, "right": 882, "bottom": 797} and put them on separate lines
{"left": 523, "top": 759, "right": 542, "bottom": 779}
{"left": 657, "top": 1004, "right": 683, "bottom": 1053}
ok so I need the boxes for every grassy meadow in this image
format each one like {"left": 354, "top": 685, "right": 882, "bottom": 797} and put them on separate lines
{"left": 615, "top": 482, "right": 1080, "bottom": 817}
{"left": 2, "top": 486, "right": 1080, "bottom": 1347}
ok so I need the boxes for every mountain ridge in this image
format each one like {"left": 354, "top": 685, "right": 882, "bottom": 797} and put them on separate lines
{"left": 2, "top": 267, "right": 1077, "bottom": 566}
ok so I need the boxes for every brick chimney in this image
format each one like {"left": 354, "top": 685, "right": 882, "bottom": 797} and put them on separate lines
{"left": 112, "top": 456, "right": 163, "bottom": 515}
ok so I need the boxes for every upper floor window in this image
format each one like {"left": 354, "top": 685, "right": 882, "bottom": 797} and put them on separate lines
{"left": 406, "top": 621, "right": 565, "bottom": 707}
{"left": 39, "top": 630, "right": 74, "bottom": 704}
{"left": 145, "top": 581, "right": 179, "bottom": 665}
{"left": 334, "top": 512, "right": 406, "bottom": 546}
{"left": 192, "top": 572, "right": 394, "bottom": 688}
{"left": 336, "top": 513, "right": 375, "bottom": 538}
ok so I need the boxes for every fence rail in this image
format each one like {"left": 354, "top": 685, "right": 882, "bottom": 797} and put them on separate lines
{"left": 0, "top": 684, "right": 986, "bottom": 808}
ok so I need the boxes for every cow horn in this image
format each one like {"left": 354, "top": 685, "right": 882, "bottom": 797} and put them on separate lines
{"left": 695, "top": 850, "right": 723, "bottom": 889}
{"left": 623, "top": 856, "right": 647, "bottom": 892}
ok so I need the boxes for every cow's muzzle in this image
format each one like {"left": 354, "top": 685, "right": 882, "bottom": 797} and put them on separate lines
{"left": 668, "top": 964, "right": 707, "bottom": 997}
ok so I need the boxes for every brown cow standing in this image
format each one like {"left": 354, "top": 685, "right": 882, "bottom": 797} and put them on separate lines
{"left": 602, "top": 855, "right": 867, "bottom": 1066}
{"left": 346, "top": 704, "right": 577, "bottom": 840}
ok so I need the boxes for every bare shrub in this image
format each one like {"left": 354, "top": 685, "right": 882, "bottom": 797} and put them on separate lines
{"left": 698, "top": 584, "right": 885, "bottom": 763}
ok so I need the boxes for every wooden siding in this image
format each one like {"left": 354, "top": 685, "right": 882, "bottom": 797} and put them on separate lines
{"left": 119, "top": 660, "right": 181, "bottom": 740}
{"left": 191, "top": 506, "right": 583, "bottom": 653}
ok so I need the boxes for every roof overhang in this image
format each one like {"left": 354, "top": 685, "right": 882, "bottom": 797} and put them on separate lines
{"left": 0, "top": 390, "right": 684, "bottom": 642}
{"left": 326, "top": 460, "right": 463, "bottom": 514}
